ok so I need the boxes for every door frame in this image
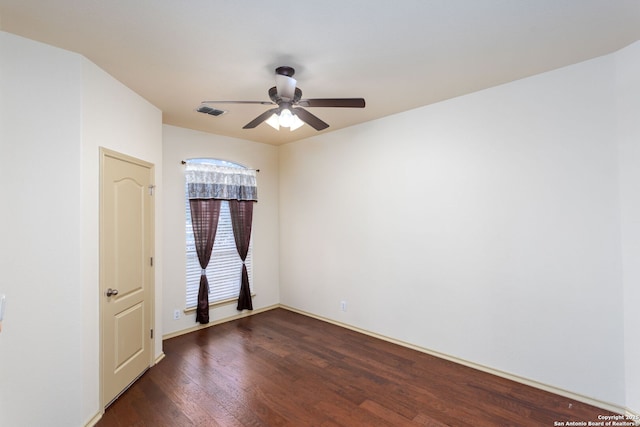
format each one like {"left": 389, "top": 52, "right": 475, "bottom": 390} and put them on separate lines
{"left": 99, "top": 147, "right": 156, "bottom": 409}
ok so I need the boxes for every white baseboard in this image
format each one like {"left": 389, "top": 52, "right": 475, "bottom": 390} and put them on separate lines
{"left": 84, "top": 411, "right": 102, "bottom": 427}
{"left": 154, "top": 351, "right": 166, "bottom": 365}
{"left": 625, "top": 409, "right": 640, "bottom": 426}
{"left": 162, "top": 304, "right": 280, "bottom": 340}
{"left": 279, "top": 304, "right": 627, "bottom": 416}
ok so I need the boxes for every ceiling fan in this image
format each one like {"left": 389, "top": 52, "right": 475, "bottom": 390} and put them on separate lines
{"left": 200, "top": 66, "right": 365, "bottom": 131}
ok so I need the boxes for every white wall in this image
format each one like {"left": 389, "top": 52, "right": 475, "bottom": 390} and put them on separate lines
{"left": 0, "top": 31, "right": 84, "bottom": 427}
{"left": 0, "top": 31, "right": 162, "bottom": 426}
{"left": 162, "top": 125, "right": 279, "bottom": 336}
{"left": 616, "top": 42, "right": 640, "bottom": 414}
{"left": 2, "top": 28, "right": 638, "bottom": 424}
{"left": 81, "top": 56, "right": 163, "bottom": 420}
{"left": 279, "top": 49, "right": 628, "bottom": 406}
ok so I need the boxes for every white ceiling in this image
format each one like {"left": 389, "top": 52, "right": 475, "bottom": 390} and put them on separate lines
{"left": 1, "top": 0, "right": 639, "bottom": 145}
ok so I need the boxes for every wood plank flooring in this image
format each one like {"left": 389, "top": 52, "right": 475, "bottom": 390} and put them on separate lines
{"left": 96, "top": 308, "right": 616, "bottom": 426}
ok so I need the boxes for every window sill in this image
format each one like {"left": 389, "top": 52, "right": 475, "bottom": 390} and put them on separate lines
{"left": 184, "top": 293, "right": 256, "bottom": 314}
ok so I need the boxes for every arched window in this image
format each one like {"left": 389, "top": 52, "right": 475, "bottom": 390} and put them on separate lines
{"left": 185, "top": 158, "right": 253, "bottom": 309}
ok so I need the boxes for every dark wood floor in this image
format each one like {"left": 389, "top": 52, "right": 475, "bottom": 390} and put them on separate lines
{"left": 97, "top": 308, "right": 614, "bottom": 426}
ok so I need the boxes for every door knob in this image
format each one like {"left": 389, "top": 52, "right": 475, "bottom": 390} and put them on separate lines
{"left": 106, "top": 288, "right": 119, "bottom": 297}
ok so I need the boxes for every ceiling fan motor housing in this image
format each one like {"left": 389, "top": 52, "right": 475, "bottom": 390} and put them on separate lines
{"left": 275, "top": 66, "right": 295, "bottom": 77}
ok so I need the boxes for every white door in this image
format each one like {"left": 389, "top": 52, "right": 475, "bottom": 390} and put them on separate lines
{"left": 100, "top": 148, "right": 154, "bottom": 407}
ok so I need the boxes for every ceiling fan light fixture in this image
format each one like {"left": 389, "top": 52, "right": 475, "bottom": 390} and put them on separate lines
{"left": 278, "top": 108, "right": 294, "bottom": 127}
{"left": 265, "top": 109, "right": 304, "bottom": 131}
{"left": 266, "top": 113, "right": 280, "bottom": 130}
{"left": 289, "top": 114, "right": 305, "bottom": 131}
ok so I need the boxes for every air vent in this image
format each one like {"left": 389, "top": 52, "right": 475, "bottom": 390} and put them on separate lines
{"left": 196, "top": 106, "right": 227, "bottom": 116}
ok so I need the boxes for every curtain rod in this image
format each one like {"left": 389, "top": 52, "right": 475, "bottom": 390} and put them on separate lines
{"left": 181, "top": 160, "right": 259, "bottom": 172}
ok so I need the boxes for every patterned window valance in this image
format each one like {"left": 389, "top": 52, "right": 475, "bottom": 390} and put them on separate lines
{"left": 185, "top": 163, "right": 258, "bottom": 201}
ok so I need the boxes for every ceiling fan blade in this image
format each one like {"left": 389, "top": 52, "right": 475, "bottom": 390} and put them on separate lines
{"left": 292, "top": 107, "right": 329, "bottom": 131}
{"left": 298, "top": 98, "right": 365, "bottom": 108}
{"left": 202, "top": 100, "right": 274, "bottom": 105}
{"left": 243, "top": 108, "right": 279, "bottom": 129}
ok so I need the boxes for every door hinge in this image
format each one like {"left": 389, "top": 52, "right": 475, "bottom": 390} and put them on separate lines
{"left": 150, "top": 329, "right": 154, "bottom": 339}
{"left": 150, "top": 256, "right": 153, "bottom": 267}
{"left": 148, "top": 185, "right": 156, "bottom": 196}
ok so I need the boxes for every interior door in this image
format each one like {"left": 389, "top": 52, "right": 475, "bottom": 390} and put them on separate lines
{"left": 100, "top": 148, "right": 154, "bottom": 407}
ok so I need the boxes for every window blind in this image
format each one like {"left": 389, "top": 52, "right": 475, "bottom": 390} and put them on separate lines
{"left": 185, "top": 178, "right": 253, "bottom": 309}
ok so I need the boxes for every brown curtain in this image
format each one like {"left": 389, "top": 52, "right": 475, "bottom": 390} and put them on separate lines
{"left": 189, "top": 198, "right": 221, "bottom": 324}
{"left": 229, "top": 200, "right": 254, "bottom": 311}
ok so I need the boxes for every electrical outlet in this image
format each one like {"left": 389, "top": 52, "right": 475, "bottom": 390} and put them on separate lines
{"left": 340, "top": 300, "right": 347, "bottom": 312}
{"left": 173, "top": 309, "right": 181, "bottom": 320}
